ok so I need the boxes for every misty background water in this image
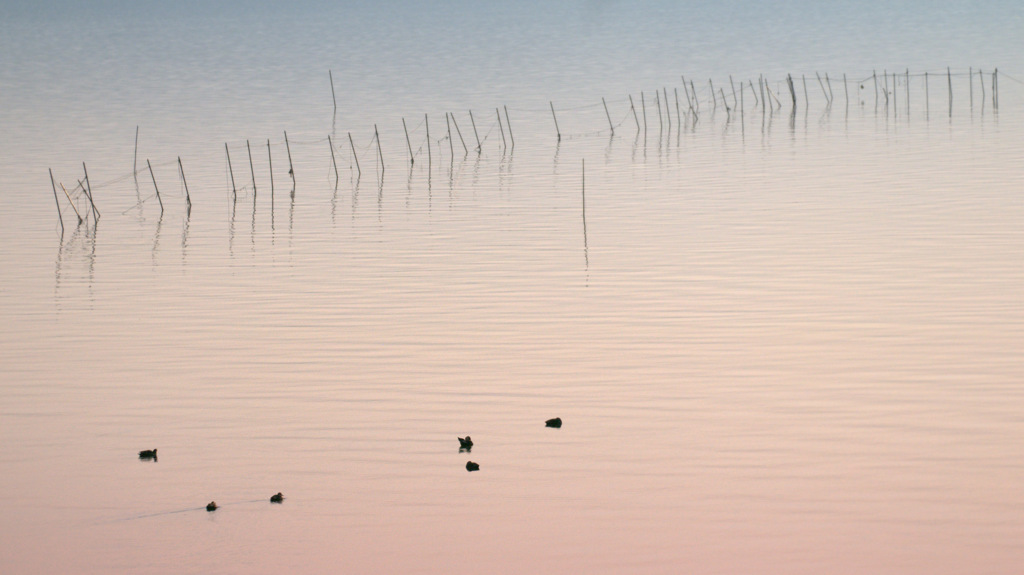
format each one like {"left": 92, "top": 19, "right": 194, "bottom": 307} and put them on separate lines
{"left": 1, "top": 1, "right": 1023, "bottom": 573}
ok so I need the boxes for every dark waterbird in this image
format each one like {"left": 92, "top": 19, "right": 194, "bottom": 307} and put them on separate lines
{"left": 138, "top": 449, "right": 157, "bottom": 460}
{"left": 545, "top": 417, "right": 562, "bottom": 428}
{"left": 206, "top": 501, "right": 218, "bottom": 512}
{"left": 466, "top": 461, "right": 479, "bottom": 472}
{"left": 458, "top": 436, "right": 473, "bottom": 450}
{"left": 270, "top": 492, "right": 284, "bottom": 503}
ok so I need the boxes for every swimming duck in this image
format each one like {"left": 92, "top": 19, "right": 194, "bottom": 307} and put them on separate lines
{"left": 466, "top": 461, "right": 479, "bottom": 472}
{"left": 545, "top": 417, "right": 562, "bottom": 428}
{"left": 458, "top": 436, "right": 473, "bottom": 449}
{"left": 206, "top": 501, "right": 218, "bottom": 512}
{"left": 270, "top": 492, "right": 284, "bottom": 503}
{"left": 138, "top": 449, "right": 157, "bottom": 459}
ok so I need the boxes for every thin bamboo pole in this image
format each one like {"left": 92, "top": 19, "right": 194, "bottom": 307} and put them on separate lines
{"left": 246, "top": 140, "right": 257, "bottom": 196}
{"left": 147, "top": 159, "right": 163, "bottom": 213}
{"left": 284, "top": 131, "right": 294, "bottom": 185}
{"left": 450, "top": 113, "right": 468, "bottom": 155}
{"left": 628, "top": 95, "right": 640, "bottom": 133}
{"left": 503, "top": 105, "right": 514, "bottom": 149}
{"left": 445, "top": 113, "right": 454, "bottom": 159}
{"left": 602, "top": 97, "right": 614, "bottom": 134}
{"left": 403, "top": 118, "right": 414, "bottom": 165}
{"left": 82, "top": 162, "right": 98, "bottom": 220}
{"left": 374, "top": 124, "right": 384, "bottom": 178}
{"left": 550, "top": 101, "right": 561, "bottom": 141}
{"left": 468, "top": 110, "right": 481, "bottom": 152}
{"left": 425, "top": 114, "right": 432, "bottom": 166}
{"left": 133, "top": 125, "right": 139, "bottom": 179}
{"left": 328, "top": 135, "right": 339, "bottom": 183}
{"left": 329, "top": 69, "right": 337, "bottom": 113}
{"left": 178, "top": 156, "right": 191, "bottom": 213}
{"left": 496, "top": 108, "right": 506, "bottom": 150}
{"left": 641, "top": 91, "right": 647, "bottom": 140}
{"left": 948, "top": 67, "right": 953, "bottom": 117}
{"left": 266, "top": 139, "right": 274, "bottom": 200}
{"left": 49, "top": 168, "right": 65, "bottom": 235}
{"left": 348, "top": 132, "right": 361, "bottom": 178}
{"left": 664, "top": 87, "right": 671, "bottom": 133}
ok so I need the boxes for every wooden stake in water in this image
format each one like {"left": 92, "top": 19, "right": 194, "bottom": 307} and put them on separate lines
{"left": 246, "top": 139, "right": 257, "bottom": 197}
{"left": 925, "top": 72, "right": 929, "bottom": 114}
{"left": 892, "top": 72, "right": 897, "bottom": 117}
{"left": 947, "top": 67, "right": 953, "bottom": 117}
{"left": 61, "top": 182, "right": 84, "bottom": 223}
{"left": 654, "top": 90, "right": 662, "bottom": 138}
{"left": 628, "top": 95, "right": 640, "bottom": 133}
{"left": 978, "top": 69, "right": 985, "bottom": 109}
{"left": 729, "top": 76, "right": 738, "bottom": 109}
{"left": 882, "top": 70, "right": 889, "bottom": 107}
{"left": 178, "top": 156, "right": 191, "bottom": 214}
{"left": 402, "top": 118, "right": 414, "bottom": 165}
{"left": 445, "top": 113, "right": 454, "bottom": 158}
{"left": 266, "top": 139, "right": 274, "bottom": 199}
{"left": 969, "top": 66, "right": 974, "bottom": 110}
{"left": 329, "top": 69, "right": 337, "bottom": 113}
{"left": 49, "top": 168, "right": 65, "bottom": 236}
{"left": 146, "top": 159, "right": 164, "bottom": 213}
{"left": 348, "top": 131, "right": 361, "bottom": 178}
{"left": 82, "top": 162, "right": 99, "bottom": 221}
{"left": 503, "top": 105, "right": 514, "bottom": 149}
{"left": 328, "top": 135, "right": 339, "bottom": 184}
{"left": 993, "top": 68, "right": 998, "bottom": 110}
{"left": 581, "top": 158, "right": 586, "bottom": 227}
{"left": 56, "top": 175, "right": 83, "bottom": 224}
{"left": 681, "top": 75, "right": 694, "bottom": 115}
{"left": 802, "top": 75, "right": 809, "bottom": 107}
{"left": 664, "top": 87, "right": 671, "bottom": 134}
{"left": 581, "top": 158, "right": 587, "bottom": 263}
{"left": 843, "top": 73, "right": 848, "bottom": 109}
{"left": 374, "top": 124, "right": 384, "bottom": 178}
{"left": 674, "top": 88, "right": 681, "bottom": 126}
{"left": 425, "top": 114, "right": 432, "bottom": 166}
{"left": 468, "top": 110, "right": 481, "bottom": 152}
{"left": 284, "top": 131, "right": 295, "bottom": 187}
{"left": 905, "top": 69, "right": 910, "bottom": 114}
{"left": 550, "top": 101, "right": 561, "bottom": 141}
{"left": 873, "top": 70, "right": 878, "bottom": 109}
{"left": 787, "top": 74, "right": 797, "bottom": 111}
{"left": 741, "top": 81, "right": 749, "bottom": 119}
{"left": 133, "top": 125, "right": 139, "bottom": 179}
{"left": 640, "top": 91, "right": 647, "bottom": 141}
{"left": 708, "top": 80, "right": 716, "bottom": 113}
{"left": 450, "top": 113, "right": 468, "bottom": 155}
{"left": 496, "top": 108, "right": 507, "bottom": 150}
{"left": 602, "top": 97, "right": 614, "bottom": 134}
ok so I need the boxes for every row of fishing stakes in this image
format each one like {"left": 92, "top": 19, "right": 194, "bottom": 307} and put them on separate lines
{"left": 47, "top": 67, "right": 1000, "bottom": 235}
{"left": 49, "top": 162, "right": 100, "bottom": 238}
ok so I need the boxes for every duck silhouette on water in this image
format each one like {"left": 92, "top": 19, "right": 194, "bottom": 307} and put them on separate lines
{"left": 138, "top": 449, "right": 157, "bottom": 461}
{"left": 270, "top": 492, "right": 284, "bottom": 503}
{"left": 458, "top": 436, "right": 473, "bottom": 451}
{"left": 206, "top": 501, "right": 218, "bottom": 512}
{"left": 545, "top": 417, "right": 562, "bottom": 428}
{"left": 466, "top": 461, "right": 479, "bottom": 472}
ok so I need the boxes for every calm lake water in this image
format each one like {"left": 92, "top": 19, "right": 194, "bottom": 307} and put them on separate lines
{"left": 2, "top": 1, "right": 1024, "bottom": 573}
